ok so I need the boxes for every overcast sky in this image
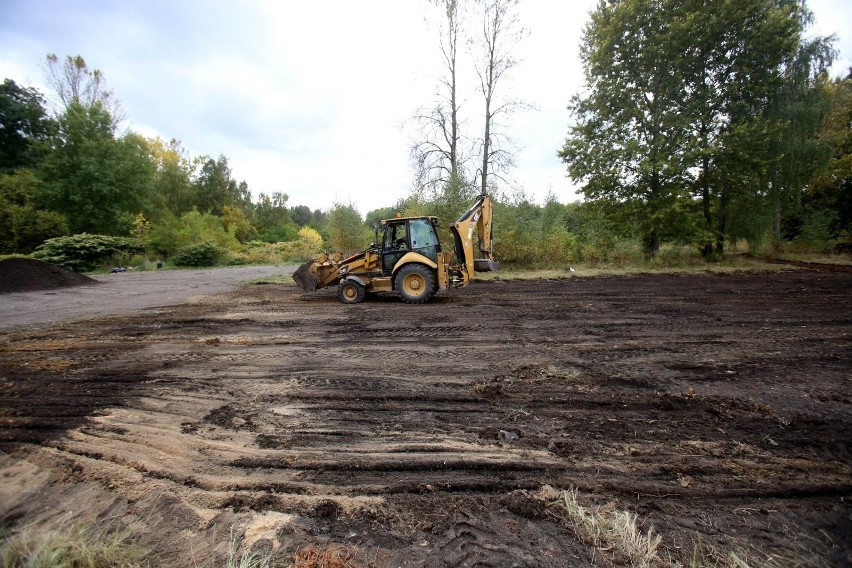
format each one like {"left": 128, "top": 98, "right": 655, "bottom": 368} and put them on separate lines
{"left": 1, "top": 1, "right": 850, "bottom": 215}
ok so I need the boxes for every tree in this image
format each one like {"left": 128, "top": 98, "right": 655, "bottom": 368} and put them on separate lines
{"left": 291, "top": 204, "right": 313, "bottom": 227}
{"left": 194, "top": 155, "right": 249, "bottom": 216}
{"left": 44, "top": 54, "right": 120, "bottom": 118}
{"left": 763, "top": 36, "right": 837, "bottom": 245}
{"left": 561, "top": 0, "right": 827, "bottom": 256}
{"left": 37, "top": 101, "right": 156, "bottom": 234}
{"left": 473, "top": 0, "right": 526, "bottom": 195}
{"left": 560, "top": 0, "right": 694, "bottom": 254}
{"left": 412, "top": 0, "right": 468, "bottom": 189}
{"left": 148, "top": 137, "right": 196, "bottom": 218}
{"left": 253, "top": 191, "right": 297, "bottom": 242}
{"left": 0, "top": 79, "right": 53, "bottom": 171}
{"left": 221, "top": 204, "right": 255, "bottom": 242}
{"left": 806, "top": 71, "right": 852, "bottom": 240}
{"left": 147, "top": 210, "right": 239, "bottom": 257}
{"left": 0, "top": 169, "right": 68, "bottom": 253}
{"left": 676, "top": 0, "right": 818, "bottom": 256}
{"left": 326, "top": 202, "right": 369, "bottom": 254}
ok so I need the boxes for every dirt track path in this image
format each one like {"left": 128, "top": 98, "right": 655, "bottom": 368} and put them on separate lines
{"left": 0, "top": 271, "right": 850, "bottom": 566}
{"left": 0, "top": 265, "right": 295, "bottom": 329}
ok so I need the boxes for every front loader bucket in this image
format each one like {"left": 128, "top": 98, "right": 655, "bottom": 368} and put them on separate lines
{"left": 292, "top": 259, "right": 318, "bottom": 292}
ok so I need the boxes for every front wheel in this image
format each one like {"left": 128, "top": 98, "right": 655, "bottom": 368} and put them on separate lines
{"left": 396, "top": 264, "right": 436, "bottom": 304}
{"left": 337, "top": 280, "right": 366, "bottom": 304}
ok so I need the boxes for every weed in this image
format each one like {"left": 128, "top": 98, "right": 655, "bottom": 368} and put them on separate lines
{"left": 0, "top": 522, "right": 151, "bottom": 567}
{"left": 558, "top": 487, "right": 661, "bottom": 567}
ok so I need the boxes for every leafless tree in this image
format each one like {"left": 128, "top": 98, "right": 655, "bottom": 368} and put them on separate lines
{"left": 411, "top": 0, "right": 470, "bottom": 191}
{"left": 473, "top": 0, "right": 527, "bottom": 195}
{"left": 43, "top": 54, "right": 123, "bottom": 120}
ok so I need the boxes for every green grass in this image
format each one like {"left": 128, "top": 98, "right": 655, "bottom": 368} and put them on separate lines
{"left": 242, "top": 274, "right": 299, "bottom": 286}
{"left": 0, "top": 523, "right": 151, "bottom": 568}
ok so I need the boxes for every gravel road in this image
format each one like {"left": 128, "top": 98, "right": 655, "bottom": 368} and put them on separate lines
{"left": 0, "top": 265, "right": 296, "bottom": 329}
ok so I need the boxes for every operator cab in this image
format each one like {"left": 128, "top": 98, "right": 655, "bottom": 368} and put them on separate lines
{"left": 378, "top": 216, "right": 441, "bottom": 274}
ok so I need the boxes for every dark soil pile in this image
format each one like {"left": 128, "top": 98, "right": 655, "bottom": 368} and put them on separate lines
{"left": 0, "top": 258, "right": 96, "bottom": 294}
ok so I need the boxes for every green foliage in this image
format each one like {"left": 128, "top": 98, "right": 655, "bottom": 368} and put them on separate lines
{"left": 147, "top": 137, "right": 195, "bottom": 219}
{"left": 221, "top": 204, "right": 255, "bottom": 242}
{"left": 0, "top": 56, "right": 333, "bottom": 259}
{"left": 255, "top": 223, "right": 299, "bottom": 243}
{"left": 0, "top": 169, "right": 68, "bottom": 253}
{"left": 230, "top": 240, "right": 316, "bottom": 265}
{"left": 194, "top": 154, "right": 250, "bottom": 216}
{"left": 297, "top": 226, "right": 323, "bottom": 251}
{"left": 326, "top": 202, "right": 369, "bottom": 254}
{"left": 36, "top": 102, "right": 156, "bottom": 234}
{"left": 33, "top": 233, "right": 143, "bottom": 272}
{"left": 805, "top": 73, "right": 852, "bottom": 239}
{"left": 172, "top": 241, "right": 224, "bottom": 267}
{"left": 147, "top": 210, "right": 240, "bottom": 257}
{"left": 252, "top": 191, "right": 297, "bottom": 242}
{"left": 0, "top": 79, "right": 53, "bottom": 171}
{"left": 561, "top": 0, "right": 832, "bottom": 257}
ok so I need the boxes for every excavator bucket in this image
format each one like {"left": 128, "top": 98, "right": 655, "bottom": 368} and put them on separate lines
{"left": 292, "top": 259, "right": 318, "bottom": 292}
{"left": 474, "top": 259, "right": 500, "bottom": 272}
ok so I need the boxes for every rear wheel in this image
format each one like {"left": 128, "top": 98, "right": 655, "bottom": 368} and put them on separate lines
{"left": 396, "top": 264, "right": 436, "bottom": 304}
{"left": 337, "top": 280, "right": 366, "bottom": 304}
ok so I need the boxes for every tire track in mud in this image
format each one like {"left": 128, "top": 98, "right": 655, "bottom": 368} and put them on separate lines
{"left": 1, "top": 273, "right": 851, "bottom": 565}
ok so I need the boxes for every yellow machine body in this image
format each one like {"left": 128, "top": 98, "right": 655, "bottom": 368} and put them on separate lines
{"left": 293, "top": 194, "right": 498, "bottom": 304}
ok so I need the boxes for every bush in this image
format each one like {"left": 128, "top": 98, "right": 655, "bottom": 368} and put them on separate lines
{"left": 298, "top": 226, "right": 323, "bottom": 252}
{"left": 147, "top": 211, "right": 240, "bottom": 257}
{"left": 33, "top": 233, "right": 143, "bottom": 272}
{"left": 172, "top": 241, "right": 224, "bottom": 267}
{"left": 229, "top": 240, "right": 316, "bottom": 265}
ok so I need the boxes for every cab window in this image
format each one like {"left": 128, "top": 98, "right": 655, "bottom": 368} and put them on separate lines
{"left": 409, "top": 219, "right": 437, "bottom": 249}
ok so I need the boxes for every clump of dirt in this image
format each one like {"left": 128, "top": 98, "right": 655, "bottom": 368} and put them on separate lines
{"left": 0, "top": 258, "right": 96, "bottom": 294}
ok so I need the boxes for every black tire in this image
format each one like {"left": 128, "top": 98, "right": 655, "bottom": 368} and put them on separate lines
{"left": 395, "top": 264, "right": 436, "bottom": 304}
{"left": 337, "top": 280, "right": 366, "bottom": 304}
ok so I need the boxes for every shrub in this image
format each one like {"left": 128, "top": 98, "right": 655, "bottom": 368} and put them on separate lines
{"left": 229, "top": 240, "right": 315, "bottom": 265}
{"left": 33, "top": 233, "right": 143, "bottom": 272}
{"left": 172, "top": 241, "right": 224, "bottom": 267}
{"left": 297, "top": 226, "right": 323, "bottom": 252}
{"left": 147, "top": 210, "right": 240, "bottom": 257}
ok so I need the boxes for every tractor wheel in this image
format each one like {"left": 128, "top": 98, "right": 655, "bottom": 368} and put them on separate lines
{"left": 396, "top": 264, "right": 436, "bottom": 304}
{"left": 337, "top": 279, "right": 366, "bottom": 304}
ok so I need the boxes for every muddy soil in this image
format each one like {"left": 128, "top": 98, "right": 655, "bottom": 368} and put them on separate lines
{"left": 0, "top": 271, "right": 850, "bottom": 566}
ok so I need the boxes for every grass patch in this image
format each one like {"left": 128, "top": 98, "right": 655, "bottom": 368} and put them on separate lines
{"left": 552, "top": 487, "right": 830, "bottom": 568}
{"left": 478, "top": 255, "right": 792, "bottom": 282}
{"left": 556, "top": 487, "right": 661, "bottom": 567}
{"left": 0, "top": 523, "right": 151, "bottom": 568}
{"left": 242, "top": 274, "right": 299, "bottom": 286}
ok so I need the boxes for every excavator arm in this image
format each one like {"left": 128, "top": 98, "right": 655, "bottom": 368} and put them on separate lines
{"left": 450, "top": 193, "right": 499, "bottom": 280}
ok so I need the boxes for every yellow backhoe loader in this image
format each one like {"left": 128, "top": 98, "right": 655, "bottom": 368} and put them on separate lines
{"left": 292, "top": 193, "right": 498, "bottom": 304}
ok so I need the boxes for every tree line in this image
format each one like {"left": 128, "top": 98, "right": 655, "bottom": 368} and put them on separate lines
{"left": 2, "top": 0, "right": 850, "bottom": 272}
{"left": 560, "top": 0, "right": 850, "bottom": 258}
{"left": 0, "top": 54, "right": 331, "bottom": 264}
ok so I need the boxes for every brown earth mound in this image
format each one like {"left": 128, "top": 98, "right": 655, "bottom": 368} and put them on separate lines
{"left": 0, "top": 258, "right": 96, "bottom": 294}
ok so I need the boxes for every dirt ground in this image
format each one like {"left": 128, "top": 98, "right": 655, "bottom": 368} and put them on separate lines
{"left": 0, "top": 264, "right": 294, "bottom": 329}
{"left": 0, "top": 270, "right": 849, "bottom": 566}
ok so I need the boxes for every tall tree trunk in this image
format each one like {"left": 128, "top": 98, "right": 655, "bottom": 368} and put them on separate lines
{"left": 480, "top": 96, "right": 490, "bottom": 195}
{"left": 700, "top": 126, "right": 714, "bottom": 258}
{"left": 715, "top": 181, "right": 728, "bottom": 256}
